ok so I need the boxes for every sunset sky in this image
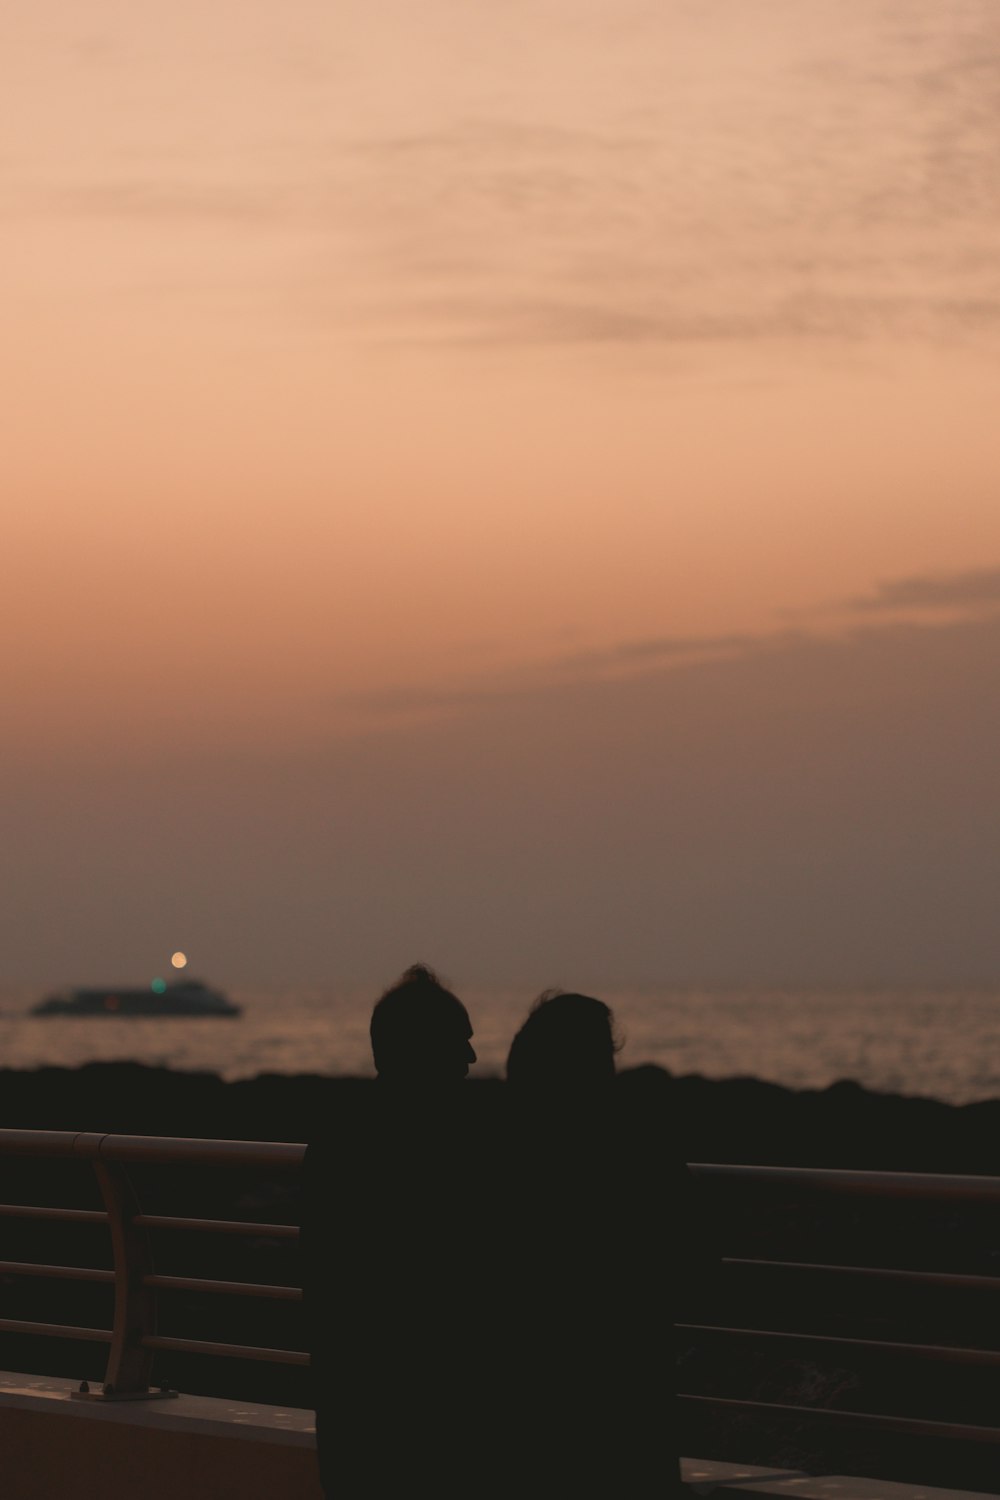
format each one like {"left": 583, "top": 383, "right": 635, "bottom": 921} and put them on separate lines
{"left": 4, "top": 1, "right": 1000, "bottom": 988}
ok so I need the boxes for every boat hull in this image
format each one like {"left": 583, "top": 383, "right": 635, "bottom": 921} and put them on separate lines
{"left": 32, "top": 983, "right": 241, "bottom": 1018}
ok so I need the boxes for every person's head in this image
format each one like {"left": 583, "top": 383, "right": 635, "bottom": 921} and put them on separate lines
{"left": 370, "top": 964, "right": 476, "bottom": 1085}
{"left": 505, "top": 990, "right": 620, "bottom": 1094}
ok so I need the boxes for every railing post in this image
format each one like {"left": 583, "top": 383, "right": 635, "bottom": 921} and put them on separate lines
{"left": 92, "top": 1157, "right": 159, "bottom": 1396}
{"left": 68, "top": 1133, "right": 175, "bottom": 1401}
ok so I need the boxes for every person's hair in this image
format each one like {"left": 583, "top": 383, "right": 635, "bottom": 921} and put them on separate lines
{"left": 369, "top": 964, "right": 471, "bottom": 1077}
{"left": 505, "top": 989, "right": 621, "bottom": 1090}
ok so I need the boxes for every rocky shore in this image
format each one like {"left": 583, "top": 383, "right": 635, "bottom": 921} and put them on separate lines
{"left": 0, "top": 1059, "right": 997, "bottom": 1171}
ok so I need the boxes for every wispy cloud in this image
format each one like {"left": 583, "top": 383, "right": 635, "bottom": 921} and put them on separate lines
{"left": 9, "top": 87, "right": 1000, "bottom": 352}
{"left": 8, "top": 1, "right": 1000, "bottom": 357}
{"left": 344, "top": 627, "right": 800, "bottom": 723}
{"left": 557, "top": 633, "right": 755, "bottom": 671}
{"left": 343, "top": 682, "right": 537, "bottom": 717}
{"left": 849, "top": 568, "right": 1000, "bottom": 613}
{"left": 349, "top": 119, "right": 648, "bottom": 161}
{"left": 346, "top": 567, "right": 1000, "bottom": 727}
{"left": 55, "top": 181, "right": 286, "bottom": 225}
{"left": 393, "top": 289, "right": 1000, "bottom": 351}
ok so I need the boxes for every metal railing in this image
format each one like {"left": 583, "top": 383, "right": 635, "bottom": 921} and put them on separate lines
{"left": 687, "top": 1163, "right": 1000, "bottom": 1449}
{"left": 0, "top": 1128, "right": 999, "bottom": 1451}
{"left": 0, "top": 1130, "right": 305, "bottom": 1398}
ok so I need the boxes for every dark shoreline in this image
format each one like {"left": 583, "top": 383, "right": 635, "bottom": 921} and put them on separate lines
{"left": 1, "top": 1060, "right": 998, "bottom": 1172}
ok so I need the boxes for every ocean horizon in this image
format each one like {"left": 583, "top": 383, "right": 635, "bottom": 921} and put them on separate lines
{"left": 1, "top": 984, "right": 998, "bottom": 1107}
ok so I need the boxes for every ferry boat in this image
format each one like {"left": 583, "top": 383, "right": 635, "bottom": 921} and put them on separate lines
{"left": 32, "top": 978, "right": 241, "bottom": 1018}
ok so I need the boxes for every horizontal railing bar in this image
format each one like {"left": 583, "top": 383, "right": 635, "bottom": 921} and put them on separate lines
{"left": 0, "top": 1259, "right": 114, "bottom": 1285}
{"left": 690, "top": 1162, "right": 1000, "bottom": 1204}
{"left": 0, "top": 1128, "right": 303, "bottom": 1170}
{"left": 677, "top": 1393, "right": 1000, "bottom": 1445}
{"left": 0, "top": 1131, "right": 997, "bottom": 1205}
{"left": 0, "top": 1205, "right": 107, "bottom": 1225}
{"left": 679, "top": 1323, "right": 1000, "bottom": 1366}
{"left": 143, "top": 1273, "right": 301, "bottom": 1301}
{"left": 0, "top": 1317, "right": 112, "bottom": 1343}
{"left": 0, "top": 1130, "right": 100, "bottom": 1158}
{"left": 134, "top": 1213, "right": 299, "bottom": 1239}
{"left": 141, "top": 1334, "right": 309, "bottom": 1365}
{"left": 722, "top": 1258, "right": 1000, "bottom": 1293}
{"left": 94, "top": 1135, "right": 304, "bottom": 1170}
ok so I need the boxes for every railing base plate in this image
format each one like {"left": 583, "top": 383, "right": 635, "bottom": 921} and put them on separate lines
{"left": 71, "top": 1387, "right": 179, "bottom": 1402}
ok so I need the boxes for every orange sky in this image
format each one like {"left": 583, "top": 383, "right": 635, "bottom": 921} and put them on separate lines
{"left": 4, "top": 2, "right": 1000, "bottom": 984}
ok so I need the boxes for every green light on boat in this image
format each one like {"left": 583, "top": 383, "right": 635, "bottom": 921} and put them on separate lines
{"left": 151, "top": 977, "right": 167, "bottom": 995}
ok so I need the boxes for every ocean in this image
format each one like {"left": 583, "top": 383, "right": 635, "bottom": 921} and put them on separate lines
{"left": 1, "top": 985, "right": 998, "bottom": 1105}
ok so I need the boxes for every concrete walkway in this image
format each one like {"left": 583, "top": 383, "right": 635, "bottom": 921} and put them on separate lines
{"left": 1, "top": 1373, "right": 994, "bottom": 1500}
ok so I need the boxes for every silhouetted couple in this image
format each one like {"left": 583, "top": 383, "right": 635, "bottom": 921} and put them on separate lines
{"left": 304, "top": 966, "right": 701, "bottom": 1497}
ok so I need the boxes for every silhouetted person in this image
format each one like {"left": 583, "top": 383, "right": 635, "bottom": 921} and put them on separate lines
{"left": 506, "top": 989, "right": 618, "bottom": 1096}
{"left": 303, "top": 966, "right": 482, "bottom": 1499}
{"left": 500, "top": 991, "right": 696, "bottom": 1497}
{"left": 368, "top": 965, "right": 476, "bottom": 1087}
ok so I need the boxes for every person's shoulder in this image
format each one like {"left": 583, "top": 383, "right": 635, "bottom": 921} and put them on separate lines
{"left": 614, "top": 1065, "right": 679, "bottom": 1135}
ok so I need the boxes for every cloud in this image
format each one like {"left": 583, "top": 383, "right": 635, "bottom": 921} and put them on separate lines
{"left": 849, "top": 567, "right": 1000, "bottom": 614}
{"left": 343, "top": 682, "right": 537, "bottom": 717}
{"left": 350, "top": 119, "right": 647, "bottom": 161}
{"left": 346, "top": 568, "right": 1000, "bottom": 729}
{"left": 557, "top": 633, "right": 756, "bottom": 670}
{"left": 405, "top": 300, "right": 770, "bottom": 349}
{"left": 344, "top": 630, "right": 765, "bottom": 722}
{"left": 9, "top": 61, "right": 1000, "bottom": 355}
{"left": 375, "top": 282, "right": 1000, "bottom": 352}
{"left": 321, "top": 94, "right": 1000, "bottom": 351}
{"left": 54, "top": 181, "right": 287, "bottom": 225}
